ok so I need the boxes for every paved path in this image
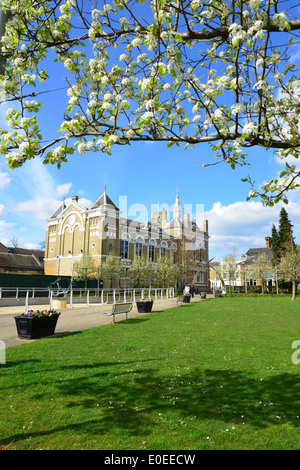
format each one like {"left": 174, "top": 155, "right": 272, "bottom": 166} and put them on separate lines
{"left": 0, "top": 296, "right": 206, "bottom": 349}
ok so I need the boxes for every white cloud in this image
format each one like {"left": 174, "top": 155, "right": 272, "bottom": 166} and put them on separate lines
{"left": 14, "top": 160, "right": 72, "bottom": 220}
{"left": 206, "top": 200, "right": 300, "bottom": 259}
{"left": 23, "top": 242, "right": 43, "bottom": 250}
{"left": 14, "top": 160, "right": 91, "bottom": 221}
{"left": 0, "top": 171, "right": 11, "bottom": 189}
{"left": 0, "top": 220, "right": 14, "bottom": 233}
{"left": 16, "top": 197, "right": 63, "bottom": 220}
{"left": 56, "top": 182, "right": 72, "bottom": 198}
{"left": 0, "top": 203, "right": 10, "bottom": 218}
{"left": 0, "top": 202, "right": 13, "bottom": 244}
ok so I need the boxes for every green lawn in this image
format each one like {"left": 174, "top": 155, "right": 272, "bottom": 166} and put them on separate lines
{"left": 1, "top": 296, "right": 300, "bottom": 450}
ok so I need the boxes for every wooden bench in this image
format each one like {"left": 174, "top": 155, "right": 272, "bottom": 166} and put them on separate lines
{"left": 102, "top": 302, "right": 133, "bottom": 323}
{"left": 173, "top": 294, "right": 184, "bottom": 306}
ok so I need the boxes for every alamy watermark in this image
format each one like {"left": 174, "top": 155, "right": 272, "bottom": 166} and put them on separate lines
{"left": 105, "top": 196, "right": 206, "bottom": 250}
{"left": 291, "top": 340, "right": 300, "bottom": 365}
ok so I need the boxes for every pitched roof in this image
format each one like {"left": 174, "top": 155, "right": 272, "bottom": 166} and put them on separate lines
{"left": 7, "top": 247, "right": 44, "bottom": 264}
{"left": 0, "top": 242, "right": 9, "bottom": 253}
{"left": 90, "top": 192, "right": 119, "bottom": 210}
{"left": 50, "top": 202, "right": 67, "bottom": 219}
{"left": 165, "top": 217, "right": 183, "bottom": 229}
{"left": 244, "top": 247, "right": 274, "bottom": 266}
{"left": 0, "top": 252, "right": 43, "bottom": 271}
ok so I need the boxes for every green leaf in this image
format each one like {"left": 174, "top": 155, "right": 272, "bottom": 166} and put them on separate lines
{"left": 174, "top": 34, "right": 183, "bottom": 42}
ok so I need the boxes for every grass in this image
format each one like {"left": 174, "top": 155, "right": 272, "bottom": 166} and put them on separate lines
{"left": 1, "top": 296, "right": 300, "bottom": 450}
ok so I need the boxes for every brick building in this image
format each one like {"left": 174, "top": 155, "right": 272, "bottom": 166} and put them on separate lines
{"left": 44, "top": 189, "right": 210, "bottom": 290}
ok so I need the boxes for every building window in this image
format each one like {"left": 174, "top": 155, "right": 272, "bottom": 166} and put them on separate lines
{"left": 149, "top": 244, "right": 155, "bottom": 262}
{"left": 136, "top": 242, "right": 142, "bottom": 257}
{"left": 161, "top": 247, "right": 166, "bottom": 257}
{"left": 109, "top": 244, "right": 112, "bottom": 254}
{"left": 199, "top": 250, "right": 202, "bottom": 262}
{"left": 90, "top": 217, "right": 99, "bottom": 226}
{"left": 173, "top": 251, "right": 177, "bottom": 264}
{"left": 121, "top": 240, "right": 129, "bottom": 259}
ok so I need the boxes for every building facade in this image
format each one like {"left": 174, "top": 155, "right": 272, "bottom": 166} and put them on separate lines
{"left": 44, "top": 190, "right": 210, "bottom": 291}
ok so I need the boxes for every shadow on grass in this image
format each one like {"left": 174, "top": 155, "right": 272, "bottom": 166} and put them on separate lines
{"left": 120, "top": 317, "right": 149, "bottom": 325}
{"left": 2, "top": 365, "right": 300, "bottom": 447}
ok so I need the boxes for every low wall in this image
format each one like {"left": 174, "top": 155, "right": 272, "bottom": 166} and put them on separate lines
{"left": 0, "top": 297, "right": 50, "bottom": 308}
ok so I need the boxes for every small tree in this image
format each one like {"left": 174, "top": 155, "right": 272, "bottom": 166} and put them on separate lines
{"left": 100, "top": 254, "right": 124, "bottom": 289}
{"left": 250, "top": 253, "right": 270, "bottom": 294}
{"left": 221, "top": 254, "right": 239, "bottom": 293}
{"left": 128, "top": 255, "right": 149, "bottom": 286}
{"left": 215, "top": 266, "right": 226, "bottom": 293}
{"left": 153, "top": 254, "right": 176, "bottom": 288}
{"left": 278, "top": 245, "right": 300, "bottom": 301}
{"left": 73, "top": 253, "right": 98, "bottom": 292}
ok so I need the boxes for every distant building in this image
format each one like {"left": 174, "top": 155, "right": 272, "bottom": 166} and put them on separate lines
{"left": 241, "top": 237, "right": 275, "bottom": 287}
{"left": 0, "top": 243, "right": 44, "bottom": 275}
{"left": 210, "top": 237, "right": 276, "bottom": 291}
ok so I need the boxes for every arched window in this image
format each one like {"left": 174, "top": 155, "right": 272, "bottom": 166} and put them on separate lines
{"left": 121, "top": 240, "right": 129, "bottom": 259}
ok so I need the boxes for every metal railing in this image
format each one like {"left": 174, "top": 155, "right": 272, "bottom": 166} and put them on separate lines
{"left": 0, "top": 287, "right": 176, "bottom": 311}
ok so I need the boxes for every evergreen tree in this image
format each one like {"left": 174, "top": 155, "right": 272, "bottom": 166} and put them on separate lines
{"left": 271, "top": 208, "right": 296, "bottom": 292}
{"left": 278, "top": 208, "right": 295, "bottom": 255}
{"left": 271, "top": 208, "right": 295, "bottom": 264}
{"left": 270, "top": 224, "right": 280, "bottom": 265}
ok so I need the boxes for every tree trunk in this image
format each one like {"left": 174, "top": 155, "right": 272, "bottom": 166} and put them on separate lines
{"left": 292, "top": 281, "right": 296, "bottom": 301}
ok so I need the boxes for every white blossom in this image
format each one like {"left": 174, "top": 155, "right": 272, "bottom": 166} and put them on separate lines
{"left": 243, "top": 122, "right": 257, "bottom": 135}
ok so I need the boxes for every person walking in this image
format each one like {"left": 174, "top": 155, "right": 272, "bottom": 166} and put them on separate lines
{"left": 190, "top": 284, "right": 195, "bottom": 298}
{"left": 183, "top": 284, "right": 190, "bottom": 295}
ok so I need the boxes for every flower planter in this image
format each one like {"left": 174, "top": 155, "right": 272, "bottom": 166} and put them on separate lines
{"left": 136, "top": 300, "right": 153, "bottom": 313}
{"left": 53, "top": 298, "right": 67, "bottom": 309}
{"left": 14, "top": 314, "right": 60, "bottom": 339}
{"left": 183, "top": 295, "right": 191, "bottom": 303}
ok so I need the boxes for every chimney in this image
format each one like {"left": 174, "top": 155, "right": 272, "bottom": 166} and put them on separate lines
{"left": 265, "top": 236, "right": 271, "bottom": 248}
{"left": 183, "top": 213, "right": 191, "bottom": 229}
{"left": 161, "top": 209, "right": 167, "bottom": 228}
{"left": 72, "top": 195, "right": 79, "bottom": 203}
{"left": 203, "top": 220, "right": 208, "bottom": 233}
{"left": 152, "top": 209, "right": 168, "bottom": 228}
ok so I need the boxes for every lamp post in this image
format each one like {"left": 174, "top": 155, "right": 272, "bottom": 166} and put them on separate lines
{"left": 243, "top": 261, "right": 247, "bottom": 294}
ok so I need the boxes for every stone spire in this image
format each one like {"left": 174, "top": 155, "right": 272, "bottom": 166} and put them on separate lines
{"left": 173, "top": 190, "right": 182, "bottom": 221}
